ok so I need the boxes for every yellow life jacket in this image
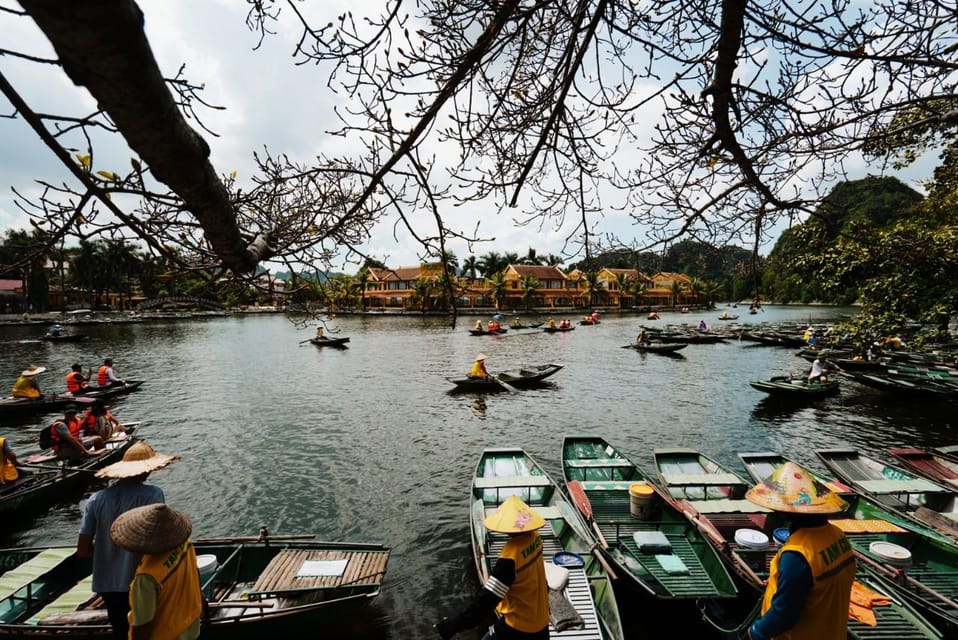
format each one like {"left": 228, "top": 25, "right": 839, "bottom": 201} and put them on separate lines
{"left": 0, "top": 437, "right": 18, "bottom": 484}
{"left": 11, "top": 376, "right": 40, "bottom": 399}
{"left": 761, "top": 524, "right": 856, "bottom": 640}
{"left": 469, "top": 361, "right": 487, "bottom": 379}
{"left": 128, "top": 540, "right": 202, "bottom": 640}
{"left": 495, "top": 531, "right": 549, "bottom": 633}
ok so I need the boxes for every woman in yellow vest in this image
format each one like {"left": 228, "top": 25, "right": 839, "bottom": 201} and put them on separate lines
{"left": 0, "top": 437, "right": 20, "bottom": 484}
{"left": 12, "top": 365, "right": 45, "bottom": 398}
{"left": 110, "top": 504, "right": 202, "bottom": 640}
{"left": 468, "top": 353, "right": 489, "bottom": 379}
{"left": 745, "top": 462, "right": 856, "bottom": 640}
{"left": 435, "top": 495, "right": 549, "bottom": 639}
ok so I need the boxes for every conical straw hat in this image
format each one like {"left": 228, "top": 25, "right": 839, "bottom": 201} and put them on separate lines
{"left": 475, "top": 353, "right": 487, "bottom": 361}
{"left": 746, "top": 462, "right": 848, "bottom": 514}
{"left": 96, "top": 442, "right": 179, "bottom": 479}
{"left": 484, "top": 495, "right": 546, "bottom": 534}
{"left": 110, "top": 504, "right": 192, "bottom": 554}
{"left": 21, "top": 365, "right": 46, "bottom": 376}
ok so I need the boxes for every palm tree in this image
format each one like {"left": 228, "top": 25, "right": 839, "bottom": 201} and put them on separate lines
{"left": 520, "top": 275, "right": 540, "bottom": 310}
{"left": 435, "top": 249, "right": 459, "bottom": 274}
{"left": 486, "top": 271, "right": 508, "bottom": 311}
{"left": 521, "top": 248, "right": 544, "bottom": 265}
{"left": 613, "top": 273, "right": 631, "bottom": 309}
{"left": 581, "top": 271, "right": 602, "bottom": 307}
{"left": 670, "top": 281, "right": 685, "bottom": 308}
{"left": 702, "top": 280, "right": 726, "bottom": 308}
{"left": 478, "top": 252, "right": 503, "bottom": 278}
{"left": 544, "top": 254, "right": 565, "bottom": 269}
{"left": 627, "top": 277, "right": 648, "bottom": 308}
{"left": 461, "top": 255, "right": 480, "bottom": 279}
{"left": 410, "top": 277, "right": 432, "bottom": 313}
{"left": 355, "top": 267, "right": 371, "bottom": 310}
{"left": 688, "top": 277, "right": 705, "bottom": 307}
{"left": 503, "top": 252, "right": 520, "bottom": 269}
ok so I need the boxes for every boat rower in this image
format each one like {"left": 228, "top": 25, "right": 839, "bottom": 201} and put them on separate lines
{"left": 12, "top": 365, "right": 46, "bottom": 399}
{"left": 468, "top": 353, "right": 489, "bottom": 379}
{"left": 97, "top": 358, "right": 126, "bottom": 388}
{"left": 66, "top": 363, "right": 92, "bottom": 394}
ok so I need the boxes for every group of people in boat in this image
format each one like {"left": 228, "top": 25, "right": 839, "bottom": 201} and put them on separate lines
{"left": 475, "top": 319, "right": 503, "bottom": 332}
{"left": 546, "top": 317, "right": 572, "bottom": 329}
{"left": 10, "top": 357, "right": 127, "bottom": 399}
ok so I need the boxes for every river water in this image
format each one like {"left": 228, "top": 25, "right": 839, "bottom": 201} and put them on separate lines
{"left": 1, "top": 306, "right": 954, "bottom": 638}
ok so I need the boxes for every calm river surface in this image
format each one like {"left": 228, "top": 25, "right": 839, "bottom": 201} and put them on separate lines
{"left": 1, "top": 306, "right": 955, "bottom": 638}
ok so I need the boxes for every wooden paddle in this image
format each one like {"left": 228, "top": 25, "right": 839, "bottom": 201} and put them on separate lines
{"left": 490, "top": 375, "right": 518, "bottom": 393}
{"left": 566, "top": 480, "right": 609, "bottom": 549}
{"left": 18, "top": 462, "right": 98, "bottom": 474}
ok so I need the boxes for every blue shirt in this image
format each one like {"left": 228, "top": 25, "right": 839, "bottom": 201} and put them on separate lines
{"left": 79, "top": 482, "right": 164, "bottom": 592}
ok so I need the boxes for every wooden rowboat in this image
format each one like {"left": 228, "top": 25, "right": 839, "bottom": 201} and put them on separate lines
{"left": 0, "top": 534, "right": 389, "bottom": 639}
{"left": 0, "top": 382, "right": 144, "bottom": 419}
{"left": 446, "top": 363, "right": 563, "bottom": 391}
{"left": 0, "top": 425, "right": 142, "bottom": 521}
{"left": 748, "top": 376, "right": 840, "bottom": 398}
{"left": 543, "top": 325, "right": 575, "bottom": 333}
{"left": 623, "top": 342, "right": 687, "bottom": 354}
{"left": 471, "top": 447, "right": 624, "bottom": 640}
{"left": 308, "top": 336, "right": 350, "bottom": 347}
{"left": 739, "top": 451, "right": 958, "bottom": 636}
{"left": 561, "top": 436, "right": 737, "bottom": 601}
{"left": 889, "top": 448, "right": 958, "bottom": 489}
{"left": 41, "top": 334, "right": 87, "bottom": 343}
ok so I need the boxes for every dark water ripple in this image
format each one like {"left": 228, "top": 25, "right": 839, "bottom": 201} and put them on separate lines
{"left": 2, "top": 306, "right": 955, "bottom": 638}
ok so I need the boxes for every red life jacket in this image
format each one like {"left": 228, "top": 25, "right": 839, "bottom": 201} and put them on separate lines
{"left": 97, "top": 365, "right": 109, "bottom": 386}
{"left": 48, "top": 416, "right": 83, "bottom": 451}
{"left": 66, "top": 372, "right": 87, "bottom": 393}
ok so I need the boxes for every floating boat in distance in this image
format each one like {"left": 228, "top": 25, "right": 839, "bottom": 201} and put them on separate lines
{"left": 543, "top": 325, "right": 575, "bottom": 333}
{"left": 0, "top": 381, "right": 145, "bottom": 419}
{"left": 446, "top": 364, "right": 563, "bottom": 392}
{"left": 471, "top": 447, "right": 624, "bottom": 640}
{"left": 0, "top": 534, "right": 389, "bottom": 639}
{"left": 41, "top": 333, "right": 86, "bottom": 343}
{"left": 308, "top": 336, "right": 350, "bottom": 348}
{"left": 561, "top": 436, "right": 737, "bottom": 601}
{"left": 623, "top": 342, "right": 687, "bottom": 354}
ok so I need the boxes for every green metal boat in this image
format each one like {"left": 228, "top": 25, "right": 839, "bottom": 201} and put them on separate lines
{"left": 560, "top": 436, "right": 737, "bottom": 601}
{"left": 471, "top": 447, "right": 624, "bottom": 640}
{"left": 0, "top": 533, "right": 389, "bottom": 639}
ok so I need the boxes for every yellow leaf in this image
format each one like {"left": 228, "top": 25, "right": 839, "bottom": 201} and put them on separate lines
{"left": 230, "top": 171, "right": 237, "bottom": 179}
{"left": 76, "top": 154, "right": 91, "bottom": 169}
{"left": 707, "top": 156, "right": 719, "bottom": 168}
{"left": 96, "top": 170, "right": 118, "bottom": 181}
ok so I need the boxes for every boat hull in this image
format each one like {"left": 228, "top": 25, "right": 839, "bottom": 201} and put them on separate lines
{"left": 447, "top": 364, "right": 563, "bottom": 391}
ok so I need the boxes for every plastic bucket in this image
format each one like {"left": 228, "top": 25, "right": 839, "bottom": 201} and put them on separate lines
{"left": 629, "top": 483, "right": 654, "bottom": 520}
{"left": 735, "top": 529, "right": 769, "bottom": 572}
{"left": 772, "top": 528, "right": 790, "bottom": 547}
{"left": 196, "top": 554, "right": 218, "bottom": 598}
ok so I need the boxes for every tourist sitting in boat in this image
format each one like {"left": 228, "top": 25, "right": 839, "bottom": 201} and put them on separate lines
{"left": 49, "top": 404, "right": 104, "bottom": 461}
{"left": 434, "top": 495, "right": 548, "bottom": 640}
{"left": 720, "top": 312, "right": 729, "bottom": 320}
{"left": 636, "top": 329, "right": 648, "bottom": 345}
{"left": 512, "top": 317, "right": 521, "bottom": 328}
{"left": 97, "top": 358, "right": 126, "bottom": 388}
{"left": 745, "top": 462, "right": 854, "bottom": 640}
{"left": 66, "top": 363, "right": 91, "bottom": 394}
{"left": 1, "top": 436, "right": 21, "bottom": 484}
{"left": 547, "top": 317, "right": 556, "bottom": 328}
{"left": 82, "top": 399, "right": 126, "bottom": 440}
{"left": 475, "top": 320, "right": 483, "bottom": 330}
{"left": 316, "top": 326, "right": 325, "bottom": 338}
{"left": 699, "top": 320, "right": 708, "bottom": 331}
{"left": 111, "top": 504, "right": 203, "bottom": 640}
{"left": 49, "top": 324, "right": 66, "bottom": 337}
{"left": 12, "top": 364, "right": 46, "bottom": 398}
{"left": 468, "top": 353, "right": 488, "bottom": 379}
{"left": 488, "top": 320, "right": 500, "bottom": 332}
{"left": 648, "top": 311, "right": 659, "bottom": 320}
{"left": 807, "top": 357, "right": 835, "bottom": 384}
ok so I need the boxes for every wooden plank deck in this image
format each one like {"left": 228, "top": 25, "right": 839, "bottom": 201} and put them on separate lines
{"left": 250, "top": 549, "right": 388, "bottom": 595}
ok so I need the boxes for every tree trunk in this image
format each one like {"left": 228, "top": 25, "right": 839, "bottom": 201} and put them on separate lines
{"left": 21, "top": 0, "right": 269, "bottom": 274}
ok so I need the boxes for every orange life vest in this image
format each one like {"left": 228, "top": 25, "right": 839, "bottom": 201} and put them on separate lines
{"left": 66, "top": 371, "right": 87, "bottom": 393}
{"left": 97, "top": 365, "right": 109, "bottom": 386}
{"left": 0, "top": 437, "right": 18, "bottom": 484}
{"left": 128, "top": 540, "right": 203, "bottom": 640}
{"left": 49, "top": 416, "right": 83, "bottom": 452}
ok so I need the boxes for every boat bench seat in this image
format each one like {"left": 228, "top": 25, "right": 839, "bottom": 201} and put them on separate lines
{"left": 485, "top": 505, "right": 563, "bottom": 521}
{"left": 475, "top": 475, "right": 552, "bottom": 489}
{"left": 0, "top": 549, "right": 74, "bottom": 602}
{"left": 857, "top": 479, "right": 944, "bottom": 494}
{"left": 29, "top": 576, "right": 95, "bottom": 624}
{"left": 248, "top": 549, "right": 388, "bottom": 597}
{"left": 565, "top": 460, "right": 634, "bottom": 469}
{"left": 579, "top": 480, "right": 635, "bottom": 491}
{"left": 689, "top": 499, "right": 769, "bottom": 514}
{"left": 662, "top": 473, "right": 743, "bottom": 487}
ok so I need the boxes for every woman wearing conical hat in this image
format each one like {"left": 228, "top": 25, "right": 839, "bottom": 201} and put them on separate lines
{"left": 435, "top": 495, "right": 549, "bottom": 639}
{"left": 745, "top": 462, "right": 856, "bottom": 640}
{"left": 11, "top": 365, "right": 46, "bottom": 398}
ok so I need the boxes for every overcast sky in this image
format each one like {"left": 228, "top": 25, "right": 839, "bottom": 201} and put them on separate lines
{"left": 0, "top": 1, "right": 937, "bottom": 271}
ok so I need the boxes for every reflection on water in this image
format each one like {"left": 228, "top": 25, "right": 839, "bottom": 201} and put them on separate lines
{"left": 0, "top": 306, "right": 953, "bottom": 638}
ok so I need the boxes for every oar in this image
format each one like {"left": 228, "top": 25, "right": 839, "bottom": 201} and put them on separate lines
{"left": 566, "top": 480, "right": 609, "bottom": 549}
{"left": 17, "top": 462, "right": 99, "bottom": 474}
{"left": 490, "top": 375, "right": 518, "bottom": 393}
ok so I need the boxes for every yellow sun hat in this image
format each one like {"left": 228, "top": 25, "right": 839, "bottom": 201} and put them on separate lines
{"left": 484, "top": 495, "right": 546, "bottom": 534}
{"left": 745, "top": 461, "right": 848, "bottom": 514}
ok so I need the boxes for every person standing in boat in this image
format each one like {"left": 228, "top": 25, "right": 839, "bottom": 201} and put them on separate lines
{"left": 636, "top": 329, "right": 648, "bottom": 345}
{"left": 78, "top": 443, "right": 178, "bottom": 640}
{"left": 66, "top": 363, "right": 92, "bottom": 394}
{"left": 49, "top": 404, "right": 104, "bottom": 460}
{"left": 469, "top": 353, "right": 489, "bottom": 380}
{"left": 110, "top": 503, "right": 203, "bottom": 640}
{"left": 11, "top": 364, "right": 45, "bottom": 398}
{"left": 97, "top": 358, "right": 126, "bottom": 388}
{"left": 745, "top": 462, "right": 855, "bottom": 640}
{"left": 434, "top": 495, "right": 549, "bottom": 640}
{"left": 0, "top": 436, "right": 22, "bottom": 485}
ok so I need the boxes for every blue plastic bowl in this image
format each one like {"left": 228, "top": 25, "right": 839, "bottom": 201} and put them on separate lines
{"left": 773, "top": 528, "right": 791, "bottom": 545}
{"left": 553, "top": 552, "right": 585, "bottom": 568}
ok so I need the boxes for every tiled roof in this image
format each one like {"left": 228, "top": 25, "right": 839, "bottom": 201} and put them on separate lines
{"left": 507, "top": 265, "right": 567, "bottom": 280}
{"left": 370, "top": 266, "right": 423, "bottom": 282}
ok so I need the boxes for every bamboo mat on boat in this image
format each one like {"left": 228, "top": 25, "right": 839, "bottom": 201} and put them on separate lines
{"left": 250, "top": 549, "right": 387, "bottom": 595}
